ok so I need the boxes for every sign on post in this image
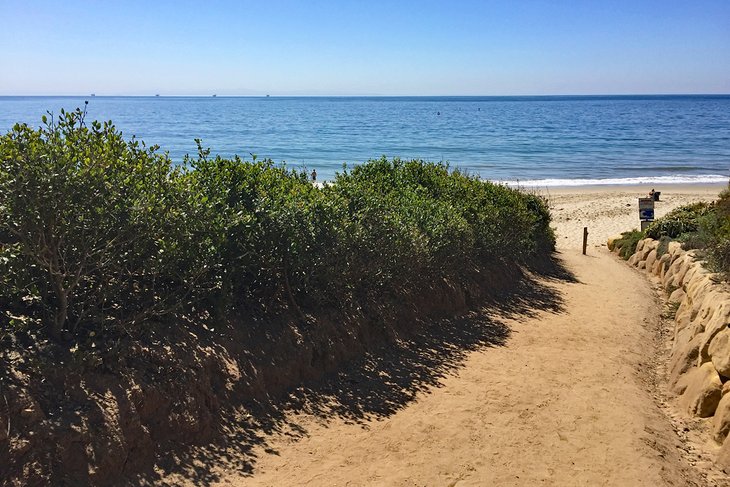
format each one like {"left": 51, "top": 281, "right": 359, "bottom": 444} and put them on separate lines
{"left": 639, "top": 197, "right": 655, "bottom": 231}
{"left": 639, "top": 208, "right": 655, "bottom": 220}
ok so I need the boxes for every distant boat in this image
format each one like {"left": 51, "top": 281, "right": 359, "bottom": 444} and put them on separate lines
{"left": 266, "top": 94, "right": 270, "bottom": 97}
{"left": 90, "top": 93, "right": 96, "bottom": 97}
{"left": 155, "top": 94, "right": 160, "bottom": 97}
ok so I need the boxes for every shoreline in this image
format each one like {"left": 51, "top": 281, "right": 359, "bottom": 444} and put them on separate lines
{"left": 314, "top": 180, "right": 729, "bottom": 192}
{"left": 529, "top": 181, "right": 726, "bottom": 194}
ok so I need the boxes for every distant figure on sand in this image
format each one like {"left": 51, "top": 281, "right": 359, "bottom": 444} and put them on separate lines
{"left": 649, "top": 188, "right": 655, "bottom": 198}
{"left": 311, "top": 169, "right": 317, "bottom": 182}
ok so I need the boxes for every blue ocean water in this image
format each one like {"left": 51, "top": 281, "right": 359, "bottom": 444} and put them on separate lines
{"left": 1, "top": 95, "right": 728, "bottom": 185}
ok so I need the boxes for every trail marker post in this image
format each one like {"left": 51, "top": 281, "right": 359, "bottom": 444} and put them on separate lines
{"left": 583, "top": 227, "right": 588, "bottom": 255}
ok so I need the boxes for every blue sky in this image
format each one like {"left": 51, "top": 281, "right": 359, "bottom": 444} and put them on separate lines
{"left": 1, "top": 0, "right": 728, "bottom": 95}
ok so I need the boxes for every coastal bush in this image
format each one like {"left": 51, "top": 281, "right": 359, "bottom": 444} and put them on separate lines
{"left": 190, "top": 155, "right": 555, "bottom": 318}
{"left": 333, "top": 157, "right": 554, "bottom": 264}
{"left": 0, "top": 112, "right": 556, "bottom": 343}
{"left": 0, "top": 109, "right": 214, "bottom": 338}
{"left": 644, "top": 202, "right": 712, "bottom": 239}
{"left": 703, "top": 184, "right": 730, "bottom": 277}
{"left": 188, "top": 146, "right": 348, "bottom": 315}
{"left": 614, "top": 230, "right": 644, "bottom": 260}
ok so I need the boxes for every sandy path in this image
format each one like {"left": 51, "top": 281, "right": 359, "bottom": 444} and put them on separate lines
{"left": 234, "top": 248, "right": 691, "bottom": 486}
{"left": 198, "top": 185, "right": 725, "bottom": 486}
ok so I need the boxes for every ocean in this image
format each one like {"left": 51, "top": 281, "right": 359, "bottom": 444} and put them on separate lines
{"left": 1, "top": 95, "right": 728, "bottom": 185}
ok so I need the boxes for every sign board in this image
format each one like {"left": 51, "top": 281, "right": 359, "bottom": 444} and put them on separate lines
{"left": 639, "top": 208, "right": 655, "bottom": 220}
{"left": 639, "top": 197, "right": 655, "bottom": 222}
{"left": 638, "top": 198, "right": 655, "bottom": 211}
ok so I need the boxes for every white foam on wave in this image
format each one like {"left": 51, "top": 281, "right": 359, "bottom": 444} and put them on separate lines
{"left": 496, "top": 174, "right": 729, "bottom": 188}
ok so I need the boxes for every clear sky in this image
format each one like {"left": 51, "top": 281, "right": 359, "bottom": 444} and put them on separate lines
{"left": 1, "top": 0, "right": 728, "bottom": 96}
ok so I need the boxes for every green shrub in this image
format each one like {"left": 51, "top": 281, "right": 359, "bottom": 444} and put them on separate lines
{"left": 645, "top": 202, "right": 712, "bottom": 239}
{"left": 1, "top": 113, "right": 556, "bottom": 343}
{"left": 703, "top": 183, "right": 730, "bottom": 277}
{"left": 0, "top": 109, "right": 213, "bottom": 338}
{"left": 614, "top": 230, "right": 644, "bottom": 260}
{"left": 333, "top": 158, "right": 554, "bottom": 276}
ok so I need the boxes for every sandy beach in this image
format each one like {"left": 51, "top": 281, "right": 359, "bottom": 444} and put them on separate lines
{"left": 167, "top": 182, "right": 729, "bottom": 486}
{"left": 546, "top": 183, "right": 725, "bottom": 250}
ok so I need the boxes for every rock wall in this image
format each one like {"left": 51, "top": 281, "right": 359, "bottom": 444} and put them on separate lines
{"left": 609, "top": 236, "right": 730, "bottom": 469}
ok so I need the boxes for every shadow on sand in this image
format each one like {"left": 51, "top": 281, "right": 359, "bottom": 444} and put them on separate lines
{"left": 134, "top": 256, "right": 577, "bottom": 485}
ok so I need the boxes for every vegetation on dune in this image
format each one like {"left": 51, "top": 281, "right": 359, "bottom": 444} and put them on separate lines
{"left": 0, "top": 109, "right": 556, "bottom": 347}
{"left": 644, "top": 202, "right": 713, "bottom": 239}
{"left": 613, "top": 229, "right": 645, "bottom": 260}
{"left": 699, "top": 184, "right": 730, "bottom": 276}
{"left": 615, "top": 186, "right": 730, "bottom": 279}
{"left": 0, "top": 109, "right": 214, "bottom": 341}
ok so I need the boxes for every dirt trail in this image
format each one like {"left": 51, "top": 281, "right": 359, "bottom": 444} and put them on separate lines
{"left": 186, "top": 246, "right": 700, "bottom": 486}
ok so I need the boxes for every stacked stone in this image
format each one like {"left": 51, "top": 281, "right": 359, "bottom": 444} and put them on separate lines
{"left": 608, "top": 236, "right": 730, "bottom": 467}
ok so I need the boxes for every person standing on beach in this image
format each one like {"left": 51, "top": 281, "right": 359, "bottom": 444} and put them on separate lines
{"left": 311, "top": 169, "right": 317, "bottom": 182}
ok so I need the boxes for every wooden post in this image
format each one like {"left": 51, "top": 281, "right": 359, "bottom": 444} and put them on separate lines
{"left": 582, "top": 227, "right": 588, "bottom": 255}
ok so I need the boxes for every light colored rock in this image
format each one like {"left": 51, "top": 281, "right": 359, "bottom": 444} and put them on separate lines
{"left": 723, "top": 381, "right": 730, "bottom": 397}
{"left": 688, "top": 276, "right": 717, "bottom": 310}
{"left": 717, "top": 433, "right": 730, "bottom": 472}
{"left": 670, "top": 260, "right": 691, "bottom": 289}
{"left": 651, "top": 258, "right": 662, "bottom": 276}
{"left": 670, "top": 334, "right": 703, "bottom": 393}
{"left": 668, "top": 288, "right": 686, "bottom": 304}
{"left": 658, "top": 253, "right": 672, "bottom": 278}
{"left": 710, "top": 329, "right": 730, "bottom": 378}
{"left": 668, "top": 241, "right": 683, "bottom": 256}
{"left": 638, "top": 242, "right": 656, "bottom": 264}
{"left": 638, "top": 261, "right": 646, "bottom": 270}
{"left": 645, "top": 249, "right": 658, "bottom": 273}
{"left": 663, "top": 267, "right": 677, "bottom": 287}
{"left": 662, "top": 257, "right": 689, "bottom": 289}
{"left": 713, "top": 393, "right": 730, "bottom": 443}
{"left": 627, "top": 253, "right": 639, "bottom": 266}
{"left": 675, "top": 298, "right": 694, "bottom": 332}
{"left": 672, "top": 318, "right": 704, "bottom": 355}
{"left": 682, "top": 264, "right": 704, "bottom": 290}
{"left": 679, "top": 362, "right": 723, "bottom": 417}
{"left": 698, "top": 299, "right": 730, "bottom": 365}
{"left": 635, "top": 239, "right": 647, "bottom": 253}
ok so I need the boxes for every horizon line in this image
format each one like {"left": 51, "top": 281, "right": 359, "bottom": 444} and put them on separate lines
{"left": 1, "top": 92, "right": 730, "bottom": 98}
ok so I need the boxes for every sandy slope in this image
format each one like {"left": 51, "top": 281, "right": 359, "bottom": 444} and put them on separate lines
{"left": 178, "top": 183, "right": 726, "bottom": 486}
